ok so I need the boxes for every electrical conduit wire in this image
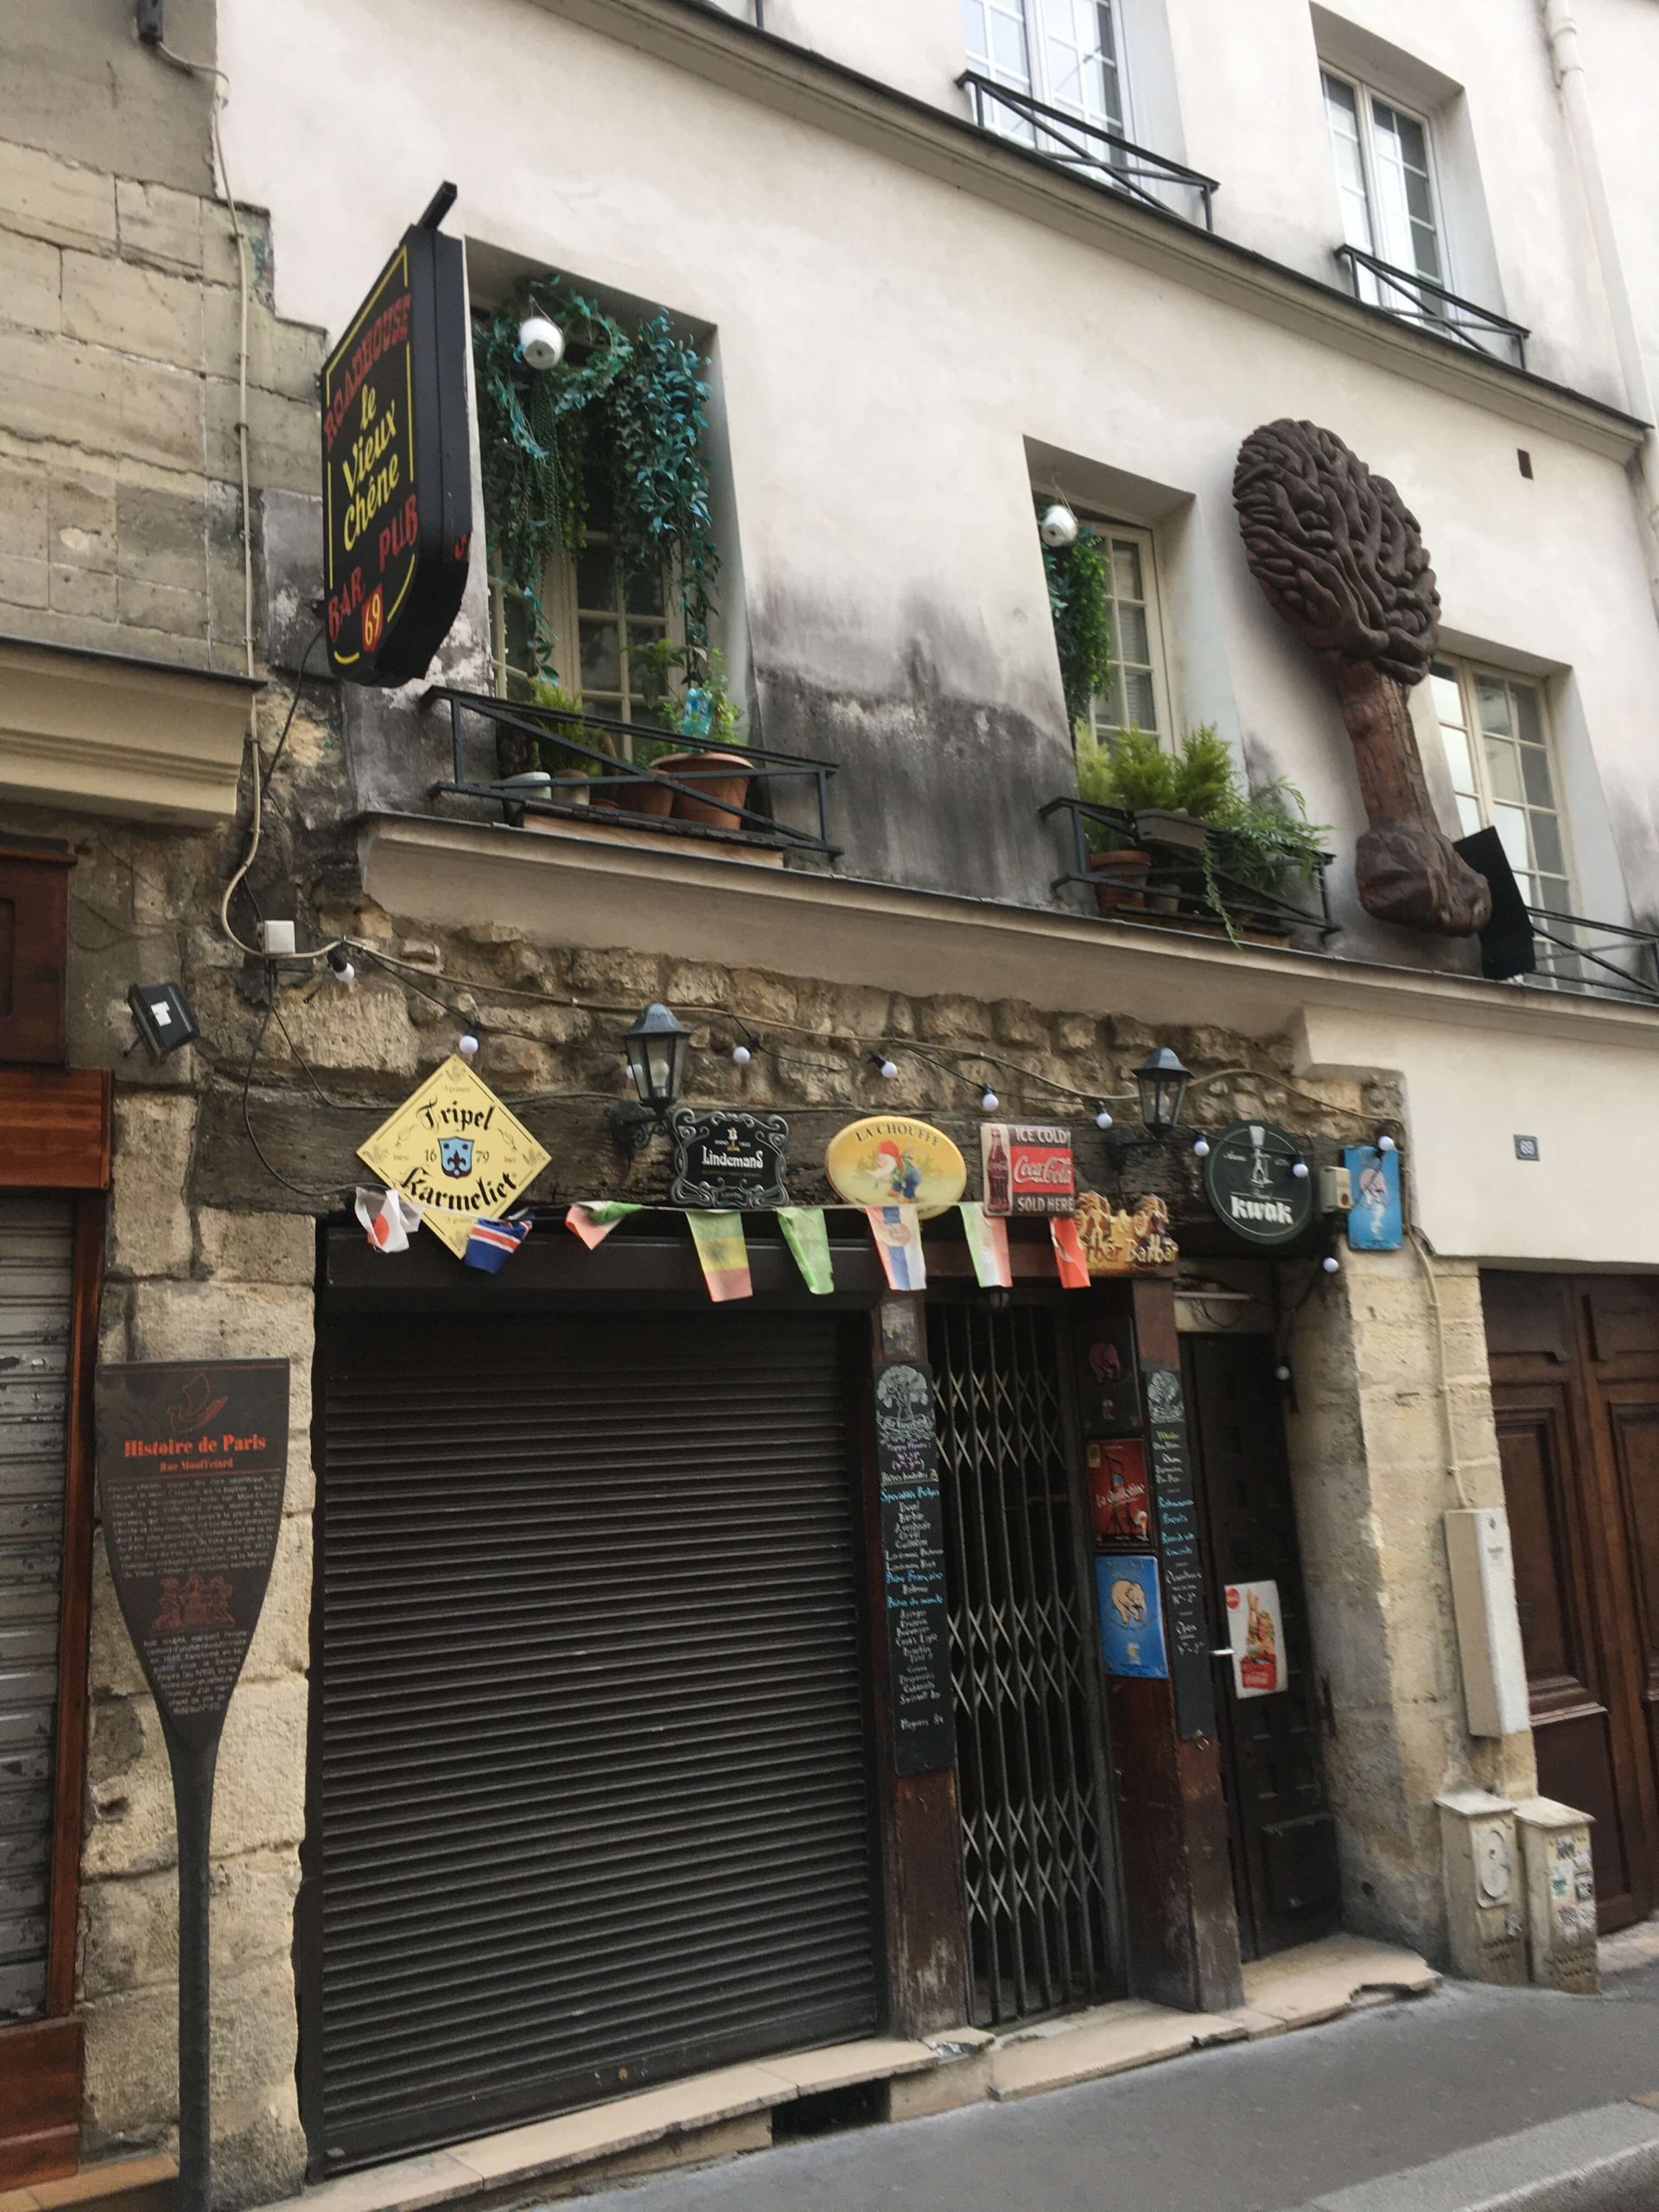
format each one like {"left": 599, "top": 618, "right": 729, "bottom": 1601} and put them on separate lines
{"left": 1411, "top": 1225, "right": 1474, "bottom": 1510}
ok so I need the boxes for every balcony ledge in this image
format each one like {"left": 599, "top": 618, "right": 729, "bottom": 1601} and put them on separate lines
{"left": 0, "top": 635, "right": 263, "bottom": 825}
{"left": 359, "top": 808, "right": 1659, "bottom": 1054}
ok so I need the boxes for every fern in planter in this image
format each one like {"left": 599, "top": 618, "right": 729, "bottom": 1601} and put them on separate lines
{"left": 1038, "top": 500, "right": 1115, "bottom": 730}
{"left": 474, "top": 279, "right": 720, "bottom": 677}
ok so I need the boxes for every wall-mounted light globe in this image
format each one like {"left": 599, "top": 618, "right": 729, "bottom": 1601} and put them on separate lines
{"left": 519, "top": 315, "right": 566, "bottom": 371}
{"left": 1039, "top": 500, "right": 1080, "bottom": 548}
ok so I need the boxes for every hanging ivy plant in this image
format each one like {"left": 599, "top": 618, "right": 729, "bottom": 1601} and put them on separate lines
{"left": 1037, "top": 499, "right": 1116, "bottom": 734}
{"left": 474, "top": 277, "right": 720, "bottom": 678}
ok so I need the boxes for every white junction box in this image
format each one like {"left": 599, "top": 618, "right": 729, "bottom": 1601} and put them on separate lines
{"left": 1516, "top": 1796, "right": 1599, "bottom": 1993}
{"left": 1437, "top": 1789, "right": 1526, "bottom": 1985}
{"left": 1444, "top": 1508, "right": 1531, "bottom": 1738}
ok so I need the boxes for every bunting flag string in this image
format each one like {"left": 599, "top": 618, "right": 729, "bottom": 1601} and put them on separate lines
{"left": 958, "top": 1202, "right": 1012, "bottom": 1289}
{"left": 866, "top": 1204, "right": 925, "bottom": 1292}
{"left": 686, "top": 1211, "right": 753, "bottom": 1301}
{"left": 565, "top": 1201, "right": 643, "bottom": 1249}
{"left": 462, "top": 1211, "right": 533, "bottom": 1274}
{"left": 355, "top": 1187, "right": 423, "bottom": 1254}
{"left": 779, "top": 1206, "right": 835, "bottom": 1295}
{"left": 1051, "top": 1214, "right": 1090, "bottom": 1289}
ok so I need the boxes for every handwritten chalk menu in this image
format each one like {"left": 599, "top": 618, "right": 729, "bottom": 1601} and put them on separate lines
{"left": 96, "top": 1360, "right": 288, "bottom": 1752}
{"left": 1141, "top": 1364, "right": 1217, "bottom": 1741}
{"left": 874, "top": 1360, "right": 956, "bottom": 1775}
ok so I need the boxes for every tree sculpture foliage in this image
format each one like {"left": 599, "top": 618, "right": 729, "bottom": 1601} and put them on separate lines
{"left": 1233, "top": 418, "right": 1491, "bottom": 937}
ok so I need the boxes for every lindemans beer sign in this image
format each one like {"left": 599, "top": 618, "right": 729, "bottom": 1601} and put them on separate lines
{"left": 321, "top": 185, "right": 471, "bottom": 685}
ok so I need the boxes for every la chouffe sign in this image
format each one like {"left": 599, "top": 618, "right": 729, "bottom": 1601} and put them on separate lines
{"left": 358, "top": 1055, "right": 550, "bottom": 1257}
{"left": 321, "top": 184, "right": 472, "bottom": 685}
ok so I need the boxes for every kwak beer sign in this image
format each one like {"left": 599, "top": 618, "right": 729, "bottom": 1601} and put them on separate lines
{"left": 322, "top": 186, "right": 472, "bottom": 685}
{"left": 1202, "top": 1122, "right": 1314, "bottom": 1248}
{"left": 358, "top": 1054, "right": 550, "bottom": 1258}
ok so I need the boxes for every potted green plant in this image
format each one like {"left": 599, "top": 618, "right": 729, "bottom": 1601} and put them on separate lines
{"left": 1075, "top": 741, "right": 1154, "bottom": 912}
{"left": 639, "top": 645, "right": 753, "bottom": 830}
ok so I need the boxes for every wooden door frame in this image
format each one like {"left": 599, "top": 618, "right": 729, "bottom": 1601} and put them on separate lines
{"left": 0, "top": 1065, "right": 111, "bottom": 2186}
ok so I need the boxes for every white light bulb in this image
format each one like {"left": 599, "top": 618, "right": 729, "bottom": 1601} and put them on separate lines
{"left": 879, "top": 1058, "right": 899, "bottom": 1080}
{"left": 518, "top": 315, "right": 566, "bottom": 371}
{"left": 1039, "top": 501, "right": 1079, "bottom": 548}
{"left": 732, "top": 1044, "right": 752, "bottom": 1066}
{"left": 1192, "top": 1137, "right": 1211, "bottom": 1158}
{"left": 332, "top": 960, "right": 355, "bottom": 984}
{"left": 980, "top": 1088, "right": 999, "bottom": 1112}
{"left": 1095, "top": 1108, "right": 1113, "bottom": 1130}
{"left": 1377, "top": 1133, "right": 1396, "bottom": 1152}
{"left": 1322, "top": 1255, "right": 1341, "bottom": 1274}
{"left": 458, "top": 1032, "right": 480, "bottom": 1060}
{"left": 1292, "top": 1160, "right": 1309, "bottom": 1179}
{"left": 1274, "top": 1364, "right": 1292, "bottom": 1382}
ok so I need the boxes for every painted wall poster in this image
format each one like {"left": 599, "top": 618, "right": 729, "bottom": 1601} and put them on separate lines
{"left": 1225, "top": 1578, "right": 1287, "bottom": 1698}
{"left": 1074, "top": 1191, "right": 1179, "bottom": 1274}
{"left": 824, "top": 1116, "right": 967, "bottom": 1219}
{"left": 1344, "top": 1143, "right": 1403, "bottom": 1250}
{"left": 1088, "top": 1438, "right": 1151, "bottom": 1544}
{"left": 1096, "top": 1553, "right": 1168, "bottom": 1680}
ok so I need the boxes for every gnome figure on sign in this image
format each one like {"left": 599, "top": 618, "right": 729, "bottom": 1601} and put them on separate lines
{"left": 1233, "top": 418, "right": 1491, "bottom": 937}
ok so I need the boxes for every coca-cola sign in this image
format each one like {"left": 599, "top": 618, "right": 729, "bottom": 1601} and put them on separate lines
{"left": 981, "top": 1122, "right": 1076, "bottom": 1217}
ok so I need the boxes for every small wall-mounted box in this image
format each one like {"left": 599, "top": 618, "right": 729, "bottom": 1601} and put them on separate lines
{"left": 1319, "top": 1165, "right": 1352, "bottom": 1214}
{"left": 1445, "top": 1508, "right": 1531, "bottom": 1737}
{"left": 1515, "top": 1796, "right": 1599, "bottom": 1993}
{"left": 1436, "top": 1789, "right": 1526, "bottom": 1985}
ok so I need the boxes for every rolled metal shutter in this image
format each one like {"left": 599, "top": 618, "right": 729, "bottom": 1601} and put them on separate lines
{"left": 310, "top": 1308, "right": 878, "bottom": 2173}
{"left": 0, "top": 1199, "right": 73, "bottom": 2022}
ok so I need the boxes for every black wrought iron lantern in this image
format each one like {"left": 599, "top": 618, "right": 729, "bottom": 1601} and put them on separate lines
{"left": 611, "top": 1001, "right": 690, "bottom": 1154}
{"left": 1133, "top": 1046, "right": 1192, "bottom": 1137}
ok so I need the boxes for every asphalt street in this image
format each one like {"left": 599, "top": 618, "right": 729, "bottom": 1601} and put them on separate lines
{"left": 552, "top": 1952, "right": 1659, "bottom": 2212}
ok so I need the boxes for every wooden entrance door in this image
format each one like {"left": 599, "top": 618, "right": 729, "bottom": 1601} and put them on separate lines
{"left": 1182, "top": 1332, "right": 1339, "bottom": 1961}
{"left": 1484, "top": 1271, "right": 1659, "bottom": 1931}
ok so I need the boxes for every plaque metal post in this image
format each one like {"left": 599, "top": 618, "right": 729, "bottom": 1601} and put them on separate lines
{"left": 168, "top": 1727, "right": 219, "bottom": 2212}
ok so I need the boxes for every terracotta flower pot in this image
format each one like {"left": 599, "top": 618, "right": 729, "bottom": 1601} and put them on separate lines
{"left": 593, "top": 772, "right": 674, "bottom": 818}
{"left": 652, "top": 749, "right": 753, "bottom": 829}
{"left": 1087, "top": 849, "right": 1153, "bottom": 916}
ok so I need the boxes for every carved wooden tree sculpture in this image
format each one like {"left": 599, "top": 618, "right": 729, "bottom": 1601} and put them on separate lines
{"left": 1233, "top": 418, "right": 1491, "bottom": 935}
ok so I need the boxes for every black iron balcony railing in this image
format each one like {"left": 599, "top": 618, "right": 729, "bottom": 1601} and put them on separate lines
{"left": 1494, "top": 906, "right": 1659, "bottom": 1006}
{"left": 422, "top": 687, "right": 840, "bottom": 857}
{"left": 1043, "top": 798, "right": 1338, "bottom": 941}
{"left": 958, "top": 72, "right": 1219, "bottom": 231}
{"left": 1334, "top": 245, "right": 1529, "bottom": 370}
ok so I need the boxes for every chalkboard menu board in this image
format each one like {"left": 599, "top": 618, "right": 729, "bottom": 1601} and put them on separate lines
{"left": 96, "top": 1360, "right": 288, "bottom": 1751}
{"left": 1141, "top": 1364, "right": 1217, "bottom": 1741}
{"left": 874, "top": 1361, "right": 956, "bottom": 1776}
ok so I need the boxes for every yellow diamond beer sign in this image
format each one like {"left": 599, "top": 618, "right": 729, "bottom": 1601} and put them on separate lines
{"left": 357, "top": 1056, "right": 550, "bottom": 1257}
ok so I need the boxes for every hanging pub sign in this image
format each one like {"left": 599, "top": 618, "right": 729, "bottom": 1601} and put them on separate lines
{"left": 1202, "top": 1122, "right": 1315, "bottom": 1248}
{"left": 873, "top": 1362, "right": 955, "bottom": 1775}
{"left": 669, "top": 1109, "right": 789, "bottom": 1208}
{"left": 980, "top": 1121, "right": 1075, "bottom": 1216}
{"left": 321, "top": 183, "right": 471, "bottom": 686}
{"left": 1074, "top": 1190, "right": 1179, "bottom": 1274}
{"left": 824, "top": 1116, "right": 966, "bottom": 1219}
{"left": 357, "top": 1054, "right": 550, "bottom": 1258}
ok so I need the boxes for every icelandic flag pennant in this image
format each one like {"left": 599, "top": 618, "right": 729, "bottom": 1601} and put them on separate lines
{"left": 867, "top": 1204, "right": 926, "bottom": 1292}
{"left": 959, "top": 1202, "right": 1012, "bottom": 1289}
{"left": 779, "top": 1206, "right": 835, "bottom": 1295}
{"left": 1051, "top": 1214, "right": 1090, "bottom": 1290}
{"left": 687, "top": 1210, "right": 753, "bottom": 1302}
{"left": 355, "top": 1187, "right": 422, "bottom": 1254}
{"left": 565, "top": 1201, "right": 642, "bottom": 1249}
{"left": 462, "top": 1214, "right": 533, "bottom": 1274}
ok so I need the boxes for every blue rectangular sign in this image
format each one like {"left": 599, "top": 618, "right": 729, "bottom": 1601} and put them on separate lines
{"left": 1096, "top": 1553, "right": 1169, "bottom": 1680}
{"left": 1344, "top": 1144, "right": 1403, "bottom": 1250}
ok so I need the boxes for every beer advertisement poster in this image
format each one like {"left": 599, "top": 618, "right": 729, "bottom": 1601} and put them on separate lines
{"left": 980, "top": 1122, "right": 1076, "bottom": 1217}
{"left": 1225, "top": 1578, "right": 1287, "bottom": 1698}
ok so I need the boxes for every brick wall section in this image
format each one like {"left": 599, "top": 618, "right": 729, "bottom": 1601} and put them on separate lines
{"left": 0, "top": 132, "right": 321, "bottom": 671}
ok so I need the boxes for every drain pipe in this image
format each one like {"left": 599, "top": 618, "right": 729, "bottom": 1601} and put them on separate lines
{"left": 1540, "top": 0, "right": 1659, "bottom": 613}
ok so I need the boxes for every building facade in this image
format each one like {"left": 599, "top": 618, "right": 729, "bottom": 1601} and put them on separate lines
{"left": 3, "top": 0, "right": 1658, "bottom": 2201}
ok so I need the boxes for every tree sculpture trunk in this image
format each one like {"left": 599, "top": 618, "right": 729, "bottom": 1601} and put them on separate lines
{"left": 1234, "top": 418, "right": 1492, "bottom": 938}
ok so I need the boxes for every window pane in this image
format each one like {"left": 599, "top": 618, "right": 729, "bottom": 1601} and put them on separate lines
{"left": 1519, "top": 745, "right": 1555, "bottom": 808}
{"left": 1439, "top": 721, "right": 1475, "bottom": 792}
{"left": 624, "top": 564, "right": 665, "bottom": 617}
{"left": 1494, "top": 804, "right": 1530, "bottom": 872}
{"left": 1110, "top": 539, "right": 1143, "bottom": 600}
{"left": 580, "top": 617, "right": 620, "bottom": 693}
{"left": 1512, "top": 683, "right": 1544, "bottom": 744}
{"left": 1484, "top": 738, "right": 1524, "bottom": 804}
{"left": 1370, "top": 99, "right": 1441, "bottom": 283}
{"left": 1475, "top": 675, "right": 1513, "bottom": 736}
{"left": 1322, "top": 73, "right": 1376, "bottom": 254}
{"left": 991, "top": 5, "right": 1029, "bottom": 79}
{"left": 1535, "top": 875, "right": 1569, "bottom": 913}
{"left": 1430, "top": 666, "right": 1465, "bottom": 726}
{"left": 1456, "top": 794, "right": 1482, "bottom": 836}
{"left": 1531, "top": 813, "right": 1565, "bottom": 876}
{"left": 1038, "top": 0, "right": 1123, "bottom": 130}
{"left": 1124, "top": 668, "right": 1158, "bottom": 729}
{"left": 576, "top": 543, "right": 614, "bottom": 611}
{"left": 1116, "top": 599, "right": 1151, "bottom": 665}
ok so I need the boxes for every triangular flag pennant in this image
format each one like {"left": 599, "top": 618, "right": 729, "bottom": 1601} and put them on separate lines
{"left": 463, "top": 1214, "right": 533, "bottom": 1274}
{"left": 959, "top": 1202, "right": 1012, "bottom": 1289}
{"left": 867, "top": 1204, "right": 926, "bottom": 1292}
{"left": 686, "top": 1211, "right": 753, "bottom": 1301}
{"left": 1051, "top": 1214, "right": 1090, "bottom": 1290}
{"left": 566, "top": 1201, "right": 642, "bottom": 1249}
{"left": 355, "top": 1187, "right": 422, "bottom": 1254}
{"left": 779, "top": 1206, "right": 835, "bottom": 1295}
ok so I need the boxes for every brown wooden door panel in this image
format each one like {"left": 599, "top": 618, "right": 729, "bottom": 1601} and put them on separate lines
{"left": 1602, "top": 1389, "right": 1659, "bottom": 1856}
{"left": 1495, "top": 1393, "right": 1601, "bottom": 1715}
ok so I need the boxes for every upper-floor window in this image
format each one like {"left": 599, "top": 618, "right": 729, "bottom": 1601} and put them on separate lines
{"left": 963, "top": 0, "right": 1127, "bottom": 138}
{"left": 1081, "top": 521, "right": 1172, "bottom": 746}
{"left": 1431, "top": 658, "right": 1567, "bottom": 912}
{"left": 1321, "top": 68, "right": 1444, "bottom": 306}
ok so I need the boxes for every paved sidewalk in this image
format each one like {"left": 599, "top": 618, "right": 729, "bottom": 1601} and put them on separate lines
{"left": 549, "top": 1949, "right": 1659, "bottom": 2212}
